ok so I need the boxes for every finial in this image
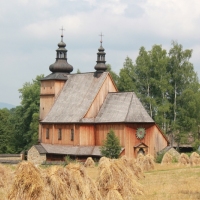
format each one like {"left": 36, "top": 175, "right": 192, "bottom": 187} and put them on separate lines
{"left": 99, "top": 32, "right": 104, "bottom": 46}
{"left": 60, "top": 26, "right": 65, "bottom": 41}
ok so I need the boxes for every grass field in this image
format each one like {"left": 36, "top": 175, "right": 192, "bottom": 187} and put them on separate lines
{"left": 86, "top": 163, "right": 200, "bottom": 200}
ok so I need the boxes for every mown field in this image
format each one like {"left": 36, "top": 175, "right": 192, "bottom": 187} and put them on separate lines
{"left": 1, "top": 156, "right": 200, "bottom": 200}
{"left": 86, "top": 164, "right": 200, "bottom": 200}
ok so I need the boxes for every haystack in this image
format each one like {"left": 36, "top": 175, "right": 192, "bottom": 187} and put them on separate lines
{"left": 66, "top": 163, "right": 102, "bottom": 200}
{"left": 97, "top": 158, "right": 143, "bottom": 199}
{"left": 84, "top": 157, "right": 95, "bottom": 168}
{"left": 44, "top": 163, "right": 102, "bottom": 200}
{"left": 136, "top": 154, "right": 155, "bottom": 171}
{"left": 190, "top": 152, "right": 200, "bottom": 166}
{"left": 8, "top": 161, "right": 48, "bottom": 200}
{"left": 120, "top": 156, "right": 144, "bottom": 179}
{"left": 0, "top": 164, "right": 14, "bottom": 199}
{"left": 161, "top": 152, "right": 172, "bottom": 165}
{"left": 178, "top": 153, "right": 190, "bottom": 166}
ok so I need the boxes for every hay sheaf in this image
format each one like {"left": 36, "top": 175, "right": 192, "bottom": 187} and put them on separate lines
{"left": 84, "top": 157, "right": 95, "bottom": 168}
{"left": 137, "top": 154, "right": 155, "bottom": 171}
{"left": 44, "top": 163, "right": 102, "bottom": 200}
{"left": 190, "top": 152, "right": 200, "bottom": 166}
{"left": 8, "top": 161, "right": 47, "bottom": 200}
{"left": 178, "top": 153, "right": 190, "bottom": 166}
{"left": 120, "top": 156, "right": 144, "bottom": 179}
{"left": 161, "top": 153, "right": 172, "bottom": 165}
{"left": 97, "top": 158, "right": 143, "bottom": 199}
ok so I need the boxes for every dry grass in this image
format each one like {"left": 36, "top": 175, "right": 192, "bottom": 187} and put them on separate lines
{"left": 134, "top": 163, "right": 200, "bottom": 200}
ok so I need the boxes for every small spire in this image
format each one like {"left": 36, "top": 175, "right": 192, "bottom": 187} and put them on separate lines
{"left": 94, "top": 32, "right": 107, "bottom": 72}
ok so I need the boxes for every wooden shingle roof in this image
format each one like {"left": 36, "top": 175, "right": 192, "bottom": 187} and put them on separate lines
{"left": 94, "top": 92, "right": 154, "bottom": 123}
{"left": 42, "top": 72, "right": 108, "bottom": 123}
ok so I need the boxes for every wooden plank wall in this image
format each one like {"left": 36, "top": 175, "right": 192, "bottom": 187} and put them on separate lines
{"left": 124, "top": 123, "right": 168, "bottom": 158}
{"left": 79, "top": 125, "right": 95, "bottom": 146}
{"left": 40, "top": 80, "right": 65, "bottom": 120}
{"left": 41, "top": 124, "right": 75, "bottom": 145}
{"left": 95, "top": 124, "right": 125, "bottom": 146}
{"left": 85, "top": 75, "right": 117, "bottom": 118}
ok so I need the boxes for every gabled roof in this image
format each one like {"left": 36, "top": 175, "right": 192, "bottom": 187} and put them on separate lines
{"left": 94, "top": 92, "right": 154, "bottom": 123}
{"left": 42, "top": 72, "right": 108, "bottom": 123}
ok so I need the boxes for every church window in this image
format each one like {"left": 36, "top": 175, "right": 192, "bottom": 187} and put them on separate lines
{"left": 71, "top": 129, "right": 74, "bottom": 141}
{"left": 46, "top": 128, "right": 49, "bottom": 139}
{"left": 58, "top": 129, "right": 62, "bottom": 140}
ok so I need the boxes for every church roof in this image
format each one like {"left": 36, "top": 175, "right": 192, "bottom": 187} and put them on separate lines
{"left": 37, "top": 143, "right": 102, "bottom": 156}
{"left": 42, "top": 71, "right": 154, "bottom": 124}
{"left": 94, "top": 92, "right": 154, "bottom": 123}
{"left": 42, "top": 72, "right": 108, "bottom": 123}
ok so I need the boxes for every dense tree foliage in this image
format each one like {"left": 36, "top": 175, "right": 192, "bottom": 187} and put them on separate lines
{"left": 0, "top": 75, "right": 43, "bottom": 153}
{"left": 117, "top": 42, "right": 200, "bottom": 145}
{"left": 100, "top": 129, "right": 121, "bottom": 158}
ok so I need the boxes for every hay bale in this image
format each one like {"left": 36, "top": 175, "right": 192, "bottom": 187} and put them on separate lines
{"left": 97, "top": 158, "right": 143, "bottom": 199}
{"left": 178, "top": 153, "right": 190, "bottom": 166}
{"left": 161, "top": 152, "right": 172, "bottom": 165}
{"left": 84, "top": 157, "right": 95, "bottom": 168}
{"left": 106, "top": 189, "right": 123, "bottom": 200}
{"left": 190, "top": 152, "right": 200, "bottom": 166}
{"left": 8, "top": 161, "right": 48, "bottom": 200}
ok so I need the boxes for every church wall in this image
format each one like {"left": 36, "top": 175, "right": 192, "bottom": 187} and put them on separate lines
{"left": 41, "top": 124, "right": 76, "bottom": 145}
{"left": 95, "top": 124, "right": 125, "bottom": 146}
{"left": 124, "top": 123, "right": 168, "bottom": 158}
{"left": 84, "top": 74, "right": 117, "bottom": 118}
{"left": 79, "top": 125, "right": 95, "bottom": 146}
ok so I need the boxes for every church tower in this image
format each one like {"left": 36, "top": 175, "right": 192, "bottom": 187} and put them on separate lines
{"left": 39, "top": 32, "right": 73, "bottom": 138}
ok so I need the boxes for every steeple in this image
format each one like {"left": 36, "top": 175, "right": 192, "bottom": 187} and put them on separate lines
{"left": 49, "top": 28, "right": 73, "bottom": 74}
{"left": 94, "top": 33, "right": 107, "bottom": 72}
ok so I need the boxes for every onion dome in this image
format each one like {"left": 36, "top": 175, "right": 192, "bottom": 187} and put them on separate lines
{"left": 49, "top": 35, "right": 73, "bottom": 73}
{"left": 94, "top": 35, "right": 107, "bottom": 72}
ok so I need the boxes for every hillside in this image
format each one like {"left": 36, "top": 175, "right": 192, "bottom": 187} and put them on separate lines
{"left": 0, "top": 102, "right": 16, "bottom": 109}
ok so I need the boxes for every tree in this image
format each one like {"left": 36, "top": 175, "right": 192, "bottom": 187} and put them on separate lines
{"left": 117, "top": 57, "right": 136, "bottom": 92}
{"left": 9, "top": 75, "right": 44, "bottom": 152}
{"left": 106, "top": 64, "right": 119, "bottom": 86}
{"left": 100, "top": 129, "right": 121, "bottom": 159}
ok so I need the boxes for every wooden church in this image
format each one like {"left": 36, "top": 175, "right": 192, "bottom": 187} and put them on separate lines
{"left": 28, "top": 34, "right": 169, "bottom": 164}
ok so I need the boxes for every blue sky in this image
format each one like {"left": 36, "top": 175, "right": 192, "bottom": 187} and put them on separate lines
{"left": 0, "top": 0, "right": 200, "bottom": 105}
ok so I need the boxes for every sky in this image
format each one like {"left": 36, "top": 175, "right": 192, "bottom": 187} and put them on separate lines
{"left": 0, "top": 0, "right": 200, "bottom": 106}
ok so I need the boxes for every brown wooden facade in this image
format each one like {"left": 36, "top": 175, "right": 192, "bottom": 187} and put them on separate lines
{"left": 39, "top": 72, "right": 169, "bottom": 159}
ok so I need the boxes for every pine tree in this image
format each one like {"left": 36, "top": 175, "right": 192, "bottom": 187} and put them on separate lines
{"left": 100, "top": 129, "right": 121, "bottom": 159}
